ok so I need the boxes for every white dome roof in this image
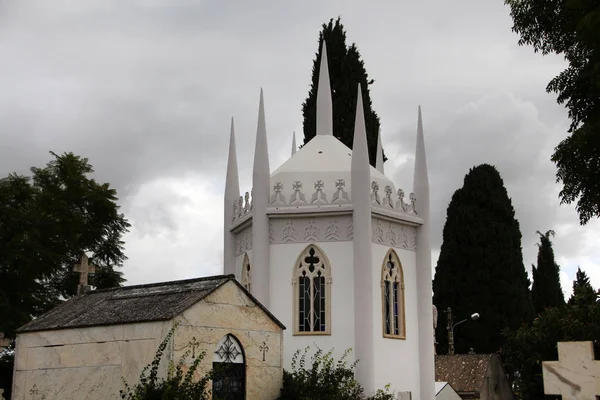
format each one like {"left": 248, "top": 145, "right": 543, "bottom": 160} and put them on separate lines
{"left": 270, "top": 135, "right": 396, "bottom": 204}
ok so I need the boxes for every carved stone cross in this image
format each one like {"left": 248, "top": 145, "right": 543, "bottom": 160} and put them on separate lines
{"left": 542, "top": 341, "right": 600, "bottom": 400}
{"left": 259, "top": 341, "right": 269, "bottom": 362}
{"left": 73, "top": 253, "right": 96, "bottom": 293}
{"left": 189, "top": 336, "right": 200, "bottom": 359}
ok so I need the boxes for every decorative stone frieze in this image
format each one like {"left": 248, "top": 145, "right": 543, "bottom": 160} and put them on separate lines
{"left": 235, "top": 226, "right": 253, "bottom": 256}
{"left": 371, "top": 217, "right": 417, "bottom": 252}
{"left": 232, "top": 191, "right": 254, "bottom": 223}
{"left": 269, "top": 216, "right": 353, "bottom": 244}
{"left": 267, "top": 178, "right": 418, "bottom": 217}
{"left": 332, "top": 179, "right": 350, "bottom": 204}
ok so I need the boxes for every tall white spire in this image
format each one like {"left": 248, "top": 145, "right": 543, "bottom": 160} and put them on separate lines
{"left": 291, "top": 131, "right": 297, "bottom": 156}
{"left": 351, "top": 83, "right": 375, "bottom": 393}
{"left": 413, "top": 106, "right": 435, "bottom": 400}
{"left": 223, "top": 117, "right": 239, "bottom": 275}
{"left": 375, "top": 127, "right": 384, "bottom": 174}
{"left": 316, "top": 41, "right": 333, "bottom": 136}
{"left": 251, "top": 88, "right": 271, "bottom": 307}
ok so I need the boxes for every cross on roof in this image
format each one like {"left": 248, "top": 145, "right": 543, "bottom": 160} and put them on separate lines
{"left": 542, "top": 341, "right": 600, "bottom": 400}
{"left": 73, "top": 253, "right": 96, "bottom": 288}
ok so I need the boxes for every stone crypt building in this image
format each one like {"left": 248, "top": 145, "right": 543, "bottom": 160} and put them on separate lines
{"left": 12, "top": 275, "right": 285, "bottom": 400}
{"left": 223, "top": 41, "right": 436, "bottom": 399}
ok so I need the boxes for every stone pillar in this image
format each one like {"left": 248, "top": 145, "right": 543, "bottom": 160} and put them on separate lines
{"left": 351, "top": 84, "right": 375, "bottom": 393}
{"left": 414, "top": 106, "right": 435, "bottom": 399}
{"left": 224, "top": 118, "right": 240, "bottom": 275}
{"left": 251, "top": 89, "right": 271, "bottom": 307}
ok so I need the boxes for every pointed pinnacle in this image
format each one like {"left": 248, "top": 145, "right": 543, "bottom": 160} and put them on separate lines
{"left": 316, "top": 40, "right": 333, "bottom": 136}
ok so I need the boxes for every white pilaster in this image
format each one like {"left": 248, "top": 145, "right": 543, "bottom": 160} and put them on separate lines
{"left": 316, "top": 41, "right": 333, "bottom": 137}
{"left": 351, "top": 84, "right": 375, "bottom": 393}
{"left": 251, "top": 89, "right": 271, "bottom": 307}
{"left": 414, "top": 106, "right": 435, "bottom": 400}
{"left": 376, "top": 127, "right": 384, "bottom": 174}
{"left": 224, "top": 117, "right": 239, "bottom": 275}
{"left": 291, "top": 131, "right": 297, "bottom": 156}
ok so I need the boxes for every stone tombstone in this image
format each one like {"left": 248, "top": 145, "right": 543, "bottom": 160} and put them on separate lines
{"left": 542, "top": 341, "right": 600, "bottom": 400}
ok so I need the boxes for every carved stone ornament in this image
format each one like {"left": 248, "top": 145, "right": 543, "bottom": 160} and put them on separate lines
{"left": 244, "top": 192, "right": 252, "bottom": 214}
{"left": 371, "top": 181, "right": 381, "bottom": 205}
{"left": 396, "top": 189, "right": 408, "bottom": 212}
{"left": 269, "top": 216, "right": 353, "bottom": 244}
{"left": 304, "top": 218, "right": 320, "bottom": 241}
{"left": 282, "top": 219, "right": 298, "bottom": 243}
{"left": 372, "top": 217, "right": 416, "bottom": 251}
{"left": 310, "top": 180, "right": 328, "bottom": 204}
{"left": 270, "top": 182, "right": 286, "bottom": 205}
{"left": 325, "top": 219, "right": 341, "bottom": 241}
{"left": 383, "top": 185, "right": 394, "bottom": 208}
{"left": 235, "top": 227, "right": 253, "bottom": 256}
{"left": 332, "top": 179, "right": 350, "bottom": 203}
{"left": 409, "top": 192, "right": 418, "bottom": 214}
{"left": 290, "top": 181, "right": 307, "bottom": 205}
{"left": 373, "top": 219, "right": 384, "bottom": 243}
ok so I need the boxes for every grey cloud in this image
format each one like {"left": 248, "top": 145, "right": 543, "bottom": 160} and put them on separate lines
{"left": 0, "top": 1, "right": 597, "bottom": 287}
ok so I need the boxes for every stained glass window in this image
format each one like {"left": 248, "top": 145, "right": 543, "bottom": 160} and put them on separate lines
{"left": 295, "top": 245, "right": 331, "bottom": 334}
{"left": 382, "top": 250, "right": 405, "bottom": 338}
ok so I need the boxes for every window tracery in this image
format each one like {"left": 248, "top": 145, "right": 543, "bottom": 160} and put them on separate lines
{"left": 381, "top": 249, "right": 405, "bottom": 339}
{"left": 241, "top": 253, "right": 251, "bottom": 293}
{"left": 293, "top": 245, "right": 331, "bottom": 335}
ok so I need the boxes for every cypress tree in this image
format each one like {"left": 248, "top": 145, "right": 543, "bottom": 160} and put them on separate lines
{"left": 433, "top": 164, "right": 533, "bottom": 355}
{"left": 531, "top": 230, "right": 565, "bottom": 314}
{"left": 301, "top": 17, "right": 383, "bottom": 167}
{"left": 568, "top": 267, "right": 598, "bottom": 306}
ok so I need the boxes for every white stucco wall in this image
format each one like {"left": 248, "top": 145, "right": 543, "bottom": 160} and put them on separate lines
{"left": 371, "top": 243, "right": 421, "bottom": 398}
{"left": 12, "top": 321, "right": 172, "bottom": 400}
{"left": 269, "top": 241, "right": 356, "bottom": 369}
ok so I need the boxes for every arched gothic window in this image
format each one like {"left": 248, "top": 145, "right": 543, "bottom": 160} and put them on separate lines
{"left": 381, "top": 249, "right": 406, "bottom": 339}
{"left": 293, "top": 245, "right": 332, "bottom": 335}
{"left": 213, "top": 334, "right": 245, "bottom": 399}
{"left": 241, "top": 253, "right": 251, "bottom": 293}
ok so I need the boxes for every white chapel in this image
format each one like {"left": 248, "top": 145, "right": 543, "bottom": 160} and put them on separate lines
{"left": 223, "top": 41, "right": 435, "bottom": 399}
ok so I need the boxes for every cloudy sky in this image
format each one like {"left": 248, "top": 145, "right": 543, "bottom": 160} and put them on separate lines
{"left": 1, "top": 0, "right": 598, "bottom": 296}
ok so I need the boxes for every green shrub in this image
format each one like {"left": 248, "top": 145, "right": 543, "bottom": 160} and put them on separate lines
{"left": 120, "top": 325, "right": 211, "bottom": 400}
{"left": 278, "top": 347, "right": 395, "bottom": 400}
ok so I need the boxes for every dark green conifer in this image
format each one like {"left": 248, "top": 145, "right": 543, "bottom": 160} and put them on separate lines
{"left": 301, "top": 17, "right": 383, "bottom": 166}
{"left": 433, "top": 164, "right": 533, "bottom": 354}
{"left": 531, "top": 230, "right": 565, "bottom": 314}
{"left": 568, "top": 267, "right": 598, "bottom": 306}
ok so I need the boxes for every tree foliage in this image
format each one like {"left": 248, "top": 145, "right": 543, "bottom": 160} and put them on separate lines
{"left": 503, "top": 270, "right": 599, "bottom": 400}
{"left": 433, "top": 164, "right": 533, "bottom": 355}
{"left": 505, "top": 0, "right": 600, "bottom": 225}
{"left": 302, "top": 17, "right": 383, "bottom": 167}
{"left": 531, "top": 230, "right": 565, "bottom": 314}
{"left": 568, "top": 267, "right": 599, "bottom": 306}
{"left": 278, "top": 347, "right": 395, "bottom": 400}
{"left": 0, "top": 152, "right": 130, "bottom": 336}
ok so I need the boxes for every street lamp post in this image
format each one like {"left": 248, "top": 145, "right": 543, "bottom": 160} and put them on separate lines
{"left": 446, "top": 307, "right": 479, "bottom": 355}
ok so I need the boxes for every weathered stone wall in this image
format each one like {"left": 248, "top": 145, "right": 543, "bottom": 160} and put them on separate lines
{"left": 174, "top": 280, "right": 283, "bottom": 400}
{"left": 12, "top": 280, "right": 284, "bottom": 400}
{"left": 12, "top": 321, "right": 172, "bottom": 400}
